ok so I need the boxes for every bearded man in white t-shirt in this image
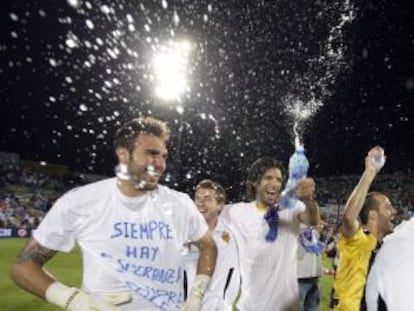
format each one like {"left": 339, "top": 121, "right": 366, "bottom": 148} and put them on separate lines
{"left": 220, "top": 156, "right": 320, "bottom": 311}
{"left": 11, "top": 116, "right": 217, "bottom": 311}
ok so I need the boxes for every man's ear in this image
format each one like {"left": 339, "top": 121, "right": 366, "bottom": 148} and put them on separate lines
{"left": 252, "top": 181, "right": 258, "bottom": 189}
{"left": 116, "top": 147, "right": 130, "bottom": 164}
{"left": 368, "top": 209, "right": 378, "bottom": 221}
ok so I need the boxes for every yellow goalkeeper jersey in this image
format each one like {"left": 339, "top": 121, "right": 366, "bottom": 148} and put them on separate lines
{"left": 333, "top": 227, "right": 377, "bottom": 311}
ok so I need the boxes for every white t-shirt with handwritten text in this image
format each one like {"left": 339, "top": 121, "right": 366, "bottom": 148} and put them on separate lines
{"left": 220, "top": 201, "right": 305, "bottom": 311}
{"left": 33, "top": 178, "right": 208, "bottom": 311}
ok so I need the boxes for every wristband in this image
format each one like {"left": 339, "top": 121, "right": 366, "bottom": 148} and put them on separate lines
{"left": 189, "top": 274, "right": 211, "bottom": 299}
{"left": 180, "top": 274, "right": 211, "bottom": 311}
{"left": 45, "top": 282, "right": 81, "bottom": 309}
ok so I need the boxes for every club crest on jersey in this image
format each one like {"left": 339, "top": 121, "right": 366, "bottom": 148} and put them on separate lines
{"left": 221, "top": 231, "right": 230, "bottom": 243}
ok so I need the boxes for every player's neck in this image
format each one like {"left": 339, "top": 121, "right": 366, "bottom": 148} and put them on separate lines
{"left": 117, "top": 178, "right": 147, "bottom": 197}
{"left": 256, "top": 201, "right": 267, "bottom": 213}
{"left": 207, "top": 217, "right": 218, "bottom": 232}
{"left": 364, "top": 223, "right": 382, "bottom": 241}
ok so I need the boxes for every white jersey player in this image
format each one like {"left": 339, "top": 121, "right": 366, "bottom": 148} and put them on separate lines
{"left": 220, "top": 156, "right": 320, "bottom": 311}
{"left": 11, "top": 116, "right": 217, "bottom": 311}
{"left": 183, "top": 180, "right": 240, "bottom": 311}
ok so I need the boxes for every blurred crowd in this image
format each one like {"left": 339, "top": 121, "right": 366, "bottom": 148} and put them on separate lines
{"left": 1, "top": 157, "right": 413, "bottom": 232}
{"left": 315, "top": 172, "right": 413, "bottom": 226}
{"left": 0, "top": 158, "right": 81, "bottom": 230}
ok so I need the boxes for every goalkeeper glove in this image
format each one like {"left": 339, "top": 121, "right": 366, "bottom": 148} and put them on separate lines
{"left": 180, "top": 274, "right": 210, "bottom": 311}
{"left": 45, "top": 282, "right": 124, "bottom": 311}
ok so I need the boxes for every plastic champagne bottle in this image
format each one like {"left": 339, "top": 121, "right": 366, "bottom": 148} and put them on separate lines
{"left": 279, "top": 137, "right": 309, "bottom": 209}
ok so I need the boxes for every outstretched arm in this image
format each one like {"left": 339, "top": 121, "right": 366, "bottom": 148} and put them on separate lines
{"left": 341, "top": 146, "right": 384, "bottom": 238}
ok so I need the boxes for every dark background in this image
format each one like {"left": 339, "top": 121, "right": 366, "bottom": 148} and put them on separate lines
{"left": 1, "top": 0, "right": 413, "bottom": 200}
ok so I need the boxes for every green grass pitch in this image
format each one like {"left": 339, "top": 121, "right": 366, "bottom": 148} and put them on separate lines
{"left": 1, "top": 238, "right": 334, "bottom": 310}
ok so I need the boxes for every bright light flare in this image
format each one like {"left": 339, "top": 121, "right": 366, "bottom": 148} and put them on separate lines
{"left": 153, "top": 40, "right": 192, "bottom": 101}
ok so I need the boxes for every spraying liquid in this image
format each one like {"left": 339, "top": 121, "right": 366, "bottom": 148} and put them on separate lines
{"left": 293, "top": 121, "right": 301, "bottom": 150}
{"left": 264, "top": 122, "right": 310, "bottom": 241}
{"left": 115, "top": 164, "right": 158, "bottom": 189}
{"left": 115, "top": 163, "right": 131, "bottom": 181}
{"left": 134, "top": 165, "right": 157, "bottom": 189}
{"left": 279, "top": 123, "right": 310, "bottom": 209}
{"left": 146, "top": 164, "right": 157, "bottom": 177}
{"left": 135, "top": 180, "right": 147, "bottom": 189}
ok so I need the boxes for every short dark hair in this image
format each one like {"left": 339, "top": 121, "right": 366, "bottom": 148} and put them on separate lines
{"left": 113, "top": 116, "right": 170, "bottom": 152}
{"left": 195, "top": 179, "right": 226, "bottom": 204}
{"left": 246, "top": 156, "right": 284, "bottom": 198}
{"left": 359, "top": 192, "right": 382, "bottom": 225}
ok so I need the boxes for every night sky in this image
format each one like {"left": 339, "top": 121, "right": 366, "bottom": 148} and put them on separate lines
{"left": 1, "top": 0, "right": 413, "bottom": 200}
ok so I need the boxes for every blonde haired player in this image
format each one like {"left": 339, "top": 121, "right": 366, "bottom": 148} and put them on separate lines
{"left": 183, "top": 179, "right": 240, "bottom": 311}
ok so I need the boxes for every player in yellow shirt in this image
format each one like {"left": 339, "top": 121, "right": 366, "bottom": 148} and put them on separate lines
{"left": 333, "top": 146, "right": 397, "bottom": 311}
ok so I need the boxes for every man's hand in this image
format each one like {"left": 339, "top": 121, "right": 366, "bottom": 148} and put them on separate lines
{"left": 296, "top": 178, "right": 320, "bottom": 226}
{"left": 45, "top": 282, "right": 123, "bottom": 311}
{"left": 180, "top": 275, "right": 210, "bottom": 311}
{"left": 296, "top": 177, "right": 316, "bottom": 202}
{"left": 180, "top": 292, "right": 203, "bottom": 311}
{"left": 104, "top": 292, "right": 132, "bottom": 306}
{"left": 341, "top": 146, "right": 386, "bottom": 238}
{"left": 366, "top": 146, "right": 386, "bottom": 173}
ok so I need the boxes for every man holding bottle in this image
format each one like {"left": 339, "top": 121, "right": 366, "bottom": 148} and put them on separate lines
{"left": 333, "top": 146, "right": 397, "bottom": 311}
{"left": 220, "top": 153, "right": 320, "bottom": 311}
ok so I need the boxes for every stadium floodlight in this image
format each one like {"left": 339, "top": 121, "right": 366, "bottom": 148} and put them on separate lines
{"left": 153, "top": 40, "right": 192, "bottom": 101}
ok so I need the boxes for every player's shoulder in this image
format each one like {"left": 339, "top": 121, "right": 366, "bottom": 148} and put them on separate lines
{"left": 293, "top": 199, "right": 306, "bottom": 212}
{"left": 222, "top": 201, "right": 253, "bottom": 217}
{"left": 61, "top": 177, "right": 115, "bottom": 203}
{"left": 66, "top": 177, "right": 113, "bottom": 192}
{"left": 226, "top": 201, "right": 252, "bottom": 207}
{"left": 156, "top": 184, "right": 193, "bottom": 204}
{"left": 224, "top": 201, "right": 253, "bottom": 209}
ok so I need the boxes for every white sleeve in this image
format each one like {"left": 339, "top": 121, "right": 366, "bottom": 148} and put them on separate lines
{"left": 32, "top": 194, "right": 80, "bottom": 252}
{"left": 182, "top": 250, "right": 198, "bottom": 297}
{"left": 219, "top": 204, "right": 233, "bottom": 225}
{"left": 365, "top": 260, "right": 380, "bottom": 311}
{"left": 185, "top": 197, "right": 208, "bottom": 243}
{"left": 223, "top": 254, "right": 241, "bottom": 305}
{"left": 293, "top": 199, "right": 306, "bottom": 216}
